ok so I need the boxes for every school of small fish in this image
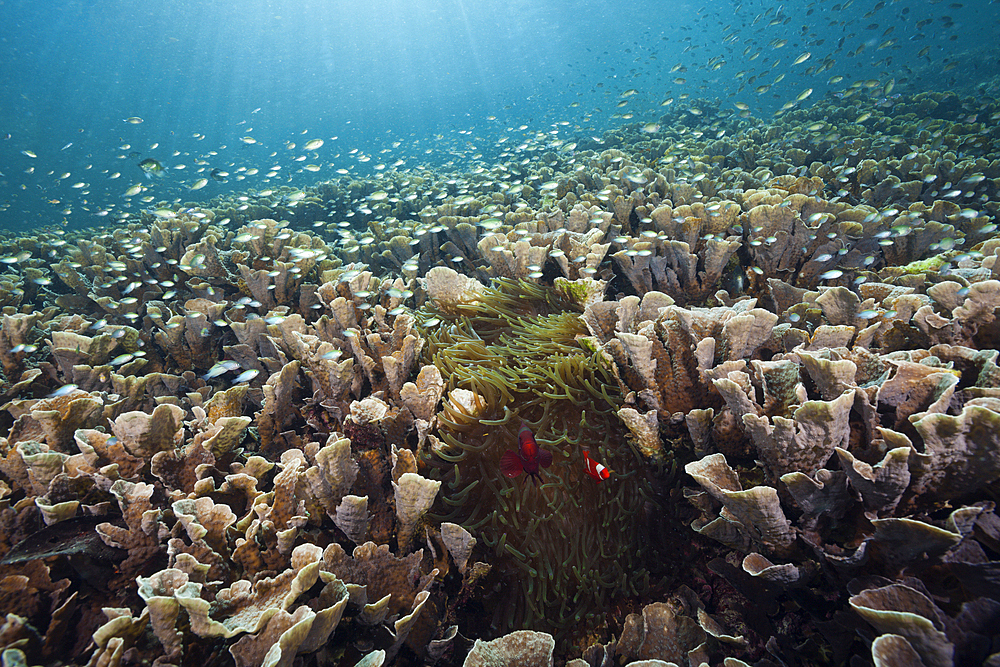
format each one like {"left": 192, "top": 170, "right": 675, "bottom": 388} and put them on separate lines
{"left": 1, "top": 0, "right": 999, "bottom": 663}
{"left": 1, "top": 0, "right": 995, "bottom": 229}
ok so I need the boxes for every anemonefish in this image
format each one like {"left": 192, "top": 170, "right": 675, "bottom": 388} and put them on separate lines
{"left": 500, "top": 423, "right": 553, "bottom": 484}
{"left": 583, "top": 451, "right": 610, "bottom": 482}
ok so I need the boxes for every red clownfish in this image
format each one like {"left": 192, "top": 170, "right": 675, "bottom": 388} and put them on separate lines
{"left": 583, "top": 451, "right": 610, "bottom": 482}
{"left": 500, "top": 423, "right": 553, "bottom": 484}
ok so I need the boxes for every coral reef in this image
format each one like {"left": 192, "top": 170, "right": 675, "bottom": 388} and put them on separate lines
{"left": 2, "top": 82, "right": 1000, "bottom": 667}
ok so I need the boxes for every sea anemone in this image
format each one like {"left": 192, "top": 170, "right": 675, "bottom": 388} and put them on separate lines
{"left": 421, "top": 278, "right": 652, "bottom": 633}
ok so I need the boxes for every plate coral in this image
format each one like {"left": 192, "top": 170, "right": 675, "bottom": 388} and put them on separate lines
{"left": 2, "top": 85, "right": 1000, "bottom": 667}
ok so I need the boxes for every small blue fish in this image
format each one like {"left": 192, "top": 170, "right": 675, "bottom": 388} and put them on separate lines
{"left": 203, "top": 360, "right": 241, "bottom": 380}
{"left": 109, "top": 353, "right": 135, "bottom": 366}
{"left": 231, "top": 369, "right": 260, "bottom": 384}
{"left": 203, "top": 364, "right": 228, "bottom": 380}
{"left": 48, "top": 384, "right": 79, "bottom": 398}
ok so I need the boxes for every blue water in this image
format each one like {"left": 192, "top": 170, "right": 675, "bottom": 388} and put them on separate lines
{"left": 1, "top": 0, "right": 998, "bottom": 232}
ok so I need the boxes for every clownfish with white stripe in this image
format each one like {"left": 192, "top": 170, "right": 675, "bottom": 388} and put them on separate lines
{"left": 583, "top": 451, "right": 610, "bottom": 483}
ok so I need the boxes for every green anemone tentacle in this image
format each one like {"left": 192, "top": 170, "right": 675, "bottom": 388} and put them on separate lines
{"left": 421, "top": 278, "right": 653, "bottom": 633}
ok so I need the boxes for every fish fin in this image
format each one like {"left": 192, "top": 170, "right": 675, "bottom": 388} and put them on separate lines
{"left": 500, "top": 450, "right": 524, "bottom": 477}
{"left": 537, "top": 448, "right": 554, "bottom": 469}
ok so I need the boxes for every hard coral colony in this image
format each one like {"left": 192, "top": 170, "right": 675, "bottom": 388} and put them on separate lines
{"left": 2, "top": 30, "right": 1000, "bottom": 667}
